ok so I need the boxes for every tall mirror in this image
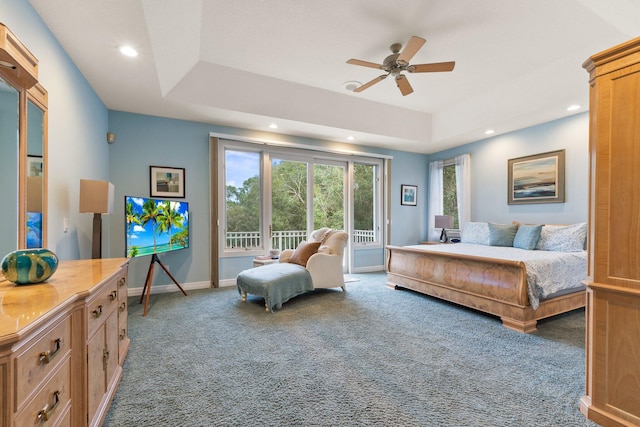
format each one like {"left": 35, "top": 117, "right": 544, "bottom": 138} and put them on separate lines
{"left": 0, "top": 77, "right": 19, "bottom": 257}
{"left": 26, "top": 94, "right": 46, "bottom": 248}
{"left": 0, "top": 23, "right": 47, "bottom": 257}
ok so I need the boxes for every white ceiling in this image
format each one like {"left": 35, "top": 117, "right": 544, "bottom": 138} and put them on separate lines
{"left": 29, "top": 0, "right": 640, "bottom": 154}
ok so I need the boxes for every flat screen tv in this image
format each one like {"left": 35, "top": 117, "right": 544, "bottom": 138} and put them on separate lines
{"left": 124, "top": 196, "right": 189, "bottom": 258}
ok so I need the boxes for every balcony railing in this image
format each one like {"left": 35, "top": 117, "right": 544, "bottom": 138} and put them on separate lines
{"left": 226, "top": 229, "right": 376, "bottom": 249}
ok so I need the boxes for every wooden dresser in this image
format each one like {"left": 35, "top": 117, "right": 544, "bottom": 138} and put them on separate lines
{"left": 0, "top": 258, "right": 129, "bottom": 427}
{"left": 581, "top": 38, "right": 640, "bottom": 426}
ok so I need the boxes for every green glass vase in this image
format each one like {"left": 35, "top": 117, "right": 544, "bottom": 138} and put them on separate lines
{"left": 1, "top": 248, "right": 59, "bottom": 285}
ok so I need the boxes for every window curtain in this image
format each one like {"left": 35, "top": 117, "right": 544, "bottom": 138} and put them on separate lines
{"left": 455, "top": 153, "right": 471, "bottom": 228}
{"left": 428, "top": 160, "right": 444, "bottom": 241}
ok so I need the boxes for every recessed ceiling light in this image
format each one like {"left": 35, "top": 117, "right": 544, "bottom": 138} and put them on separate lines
{"left": 268, "top": 123, "right": 278, "bottom": 129}
{"left": 346, "top": 136, "right": 355, "bottom": 141}
{"left": 484, "top": 129, "right": 495, "bottom": 135}
{"left": 567, "top": 104, "right": 581, "bottom": 111}
{"left": 118, "top": 45, "right": 138, "bottom": 57}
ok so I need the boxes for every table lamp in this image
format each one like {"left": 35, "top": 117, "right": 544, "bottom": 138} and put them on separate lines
{"left": 434, "top": 215, "right": 453, "bottom": 243}
{"left": 79, "top": 179, "right": 114, "bottom": 258}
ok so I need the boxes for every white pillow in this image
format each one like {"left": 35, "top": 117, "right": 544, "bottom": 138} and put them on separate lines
{"left": 461, "top": 222, "right": 489, "bottom": 245}
{"left": 535, "top": 223, "right": 587, "bottom": 252}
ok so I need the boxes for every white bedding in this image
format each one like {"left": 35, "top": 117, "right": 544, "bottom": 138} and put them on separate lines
{"left": 407, "top": 243, "right": 587, "bottom": 309}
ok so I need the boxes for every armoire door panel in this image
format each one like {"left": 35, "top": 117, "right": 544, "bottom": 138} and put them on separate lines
{"left": 608, "top": 70, "right": 640, "bottom": 284}
{"left": 592, "top": 289, "right": 640, "bottom": 424}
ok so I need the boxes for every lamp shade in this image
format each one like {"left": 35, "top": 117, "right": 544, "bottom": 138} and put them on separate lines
{"left": 79, "top": 179, "right": 114, "bottom": 214}
{"left": 434, "top": 215, "right": 453, "bottom": 229}
{"left": 27, "top": 175, "right": 43, "bottom": 212}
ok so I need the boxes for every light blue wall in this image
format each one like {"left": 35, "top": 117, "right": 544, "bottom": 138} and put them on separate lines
{"left": 426, "top": 113, "right": 589, "bottom": 226}
{"left": 108, "top": 111, "right": 428, "bottom": 285}
{"left": 389, "top": 150, "right": 429, "bottom": 245}
{"left": 1, "top": 0, "right": 110, "bottom": 261}
{"left": 107, "top": 112, "right": 212, "bottom": 289}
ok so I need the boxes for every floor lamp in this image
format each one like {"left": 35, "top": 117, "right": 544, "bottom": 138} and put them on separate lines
{"left": 434, "top": 215, "right": 453, "bottom": 243}
{"left": 79, "top": 179, "right": 114, "bottom": 259}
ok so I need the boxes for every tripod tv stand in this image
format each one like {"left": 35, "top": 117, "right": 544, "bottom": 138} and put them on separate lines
{"left": 139, "top": 253, "right": 188, "bottom": 316}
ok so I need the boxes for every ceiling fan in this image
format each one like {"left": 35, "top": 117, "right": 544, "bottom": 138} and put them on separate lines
{"left": 346, "top": 35, "right": 455, "bottom": 96}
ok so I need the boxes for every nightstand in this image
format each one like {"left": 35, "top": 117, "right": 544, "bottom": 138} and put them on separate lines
{"left": 253, "top": 258, "right": 279, "bottom": 267}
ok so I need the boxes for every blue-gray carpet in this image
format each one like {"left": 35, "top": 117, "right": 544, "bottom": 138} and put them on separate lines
{"left": 105, "top": 272, "right": 599, "bottom": 426}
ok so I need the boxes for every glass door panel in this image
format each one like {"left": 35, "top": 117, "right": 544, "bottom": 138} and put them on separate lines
{"left": 271, "top": 158, "right": 308, "bottom": 251}
{"left": 224, "top": 149, "right": 262, "bottom": 249}
{"left": 313, "top": 163, "right": 345, "bottom": 231}
{"left": 353, "top": 163, "right": 377, "bottom": 244}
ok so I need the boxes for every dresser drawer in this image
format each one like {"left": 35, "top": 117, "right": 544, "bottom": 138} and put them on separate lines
{"left": 14, "top": 356, "right": 71, "bottom": 427}
{"left": 14, "top": 313, "right": 72, "bottom": 409}
{"left": 86, "top": 279, "right": 118, "bottom": 338}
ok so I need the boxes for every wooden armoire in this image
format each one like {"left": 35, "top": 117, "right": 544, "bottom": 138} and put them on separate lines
{"left": 581, "top": 38, "right": 640, "bottom": 426}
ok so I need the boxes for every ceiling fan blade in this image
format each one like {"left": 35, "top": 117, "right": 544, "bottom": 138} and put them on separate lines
{"left": 395, "top": 75, "right": 413, "bottom": 96}
{"left": 353, "top": 74, "right": 388, "bottom": 92}
{"left": 408, "top": 61, "right": 456, "bottom": 73}
{"left": 397, "top": 36, "right": 426, "bottom": 64}
{"left": 347, "top": 59, "right": 384, "bottom": 69}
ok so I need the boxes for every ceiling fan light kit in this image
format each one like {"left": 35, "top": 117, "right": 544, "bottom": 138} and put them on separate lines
{"left": 347, "top": 35, "right": 455, "bottom": 96}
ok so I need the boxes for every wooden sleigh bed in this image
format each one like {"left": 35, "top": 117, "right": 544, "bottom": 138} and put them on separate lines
{"left": 385, "top": 243, "right": 587, "bottom": 333}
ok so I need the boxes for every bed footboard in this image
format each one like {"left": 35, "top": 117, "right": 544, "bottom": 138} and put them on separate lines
{"left": 386, "top": 245, "right": 585, "bottom": 333}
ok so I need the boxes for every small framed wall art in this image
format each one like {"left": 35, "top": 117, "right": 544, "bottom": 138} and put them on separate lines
{"left": 508, "top": 149, "right": 565, "bottom": 205}
{"left": 401, "top": 184, "right": 418, "bottom": 206}
{"left": 27, "top": 155, "right": 43, "bottom": 177}
{"left": 150, "top": 166, "right": 185, "bottom": 198}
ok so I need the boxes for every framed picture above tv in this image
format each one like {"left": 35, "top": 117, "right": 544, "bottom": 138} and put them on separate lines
{"left": 150, "top": 166, "right": 185, "bottom": 198}
{"left": 508, "top": 149, "right": 565, "bottom": 205}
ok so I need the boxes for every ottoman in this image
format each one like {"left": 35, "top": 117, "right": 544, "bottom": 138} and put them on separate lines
{"left": 236, "top": 262, "right": 314, "bottom": 312}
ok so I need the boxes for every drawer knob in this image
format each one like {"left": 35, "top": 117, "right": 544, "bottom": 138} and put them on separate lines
{"left": 37, "top": 390, "right": 60, "bottom": 421}
{"left": 119, "top": 277, "right": 127, "bottom": 287}
{"left": 92, "top": 305, "right": 103, "bottom": 318}
{"left": 120, "top": 329, "right": 126, "bottom": 340}
{"left": 119, "top": 302, "right": 126, "bottom": 312}
{"left": 39, "top": 338, "right": 63, "bottom": 364}
{"left": 109, "top": 290, "right": 118, "bottom": 301}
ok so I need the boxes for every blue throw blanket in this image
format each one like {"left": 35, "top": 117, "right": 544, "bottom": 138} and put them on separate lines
{"left": 236, "top": 263, "right": 314, "bottom": 311}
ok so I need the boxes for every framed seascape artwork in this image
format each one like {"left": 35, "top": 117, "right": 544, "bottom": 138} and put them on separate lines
{"left": 508, "top": 149, "right": 565, "bottom": 205}
{"left": 401, "top": 184, "right": 417, "bottom": 206}
{"left": 150, "top": 166, "right": 185, "bottom": 198}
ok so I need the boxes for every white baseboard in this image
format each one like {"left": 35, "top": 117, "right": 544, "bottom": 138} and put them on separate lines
{"left": 351, "top": 265, "right": 385, "bottom": 273}
{"left": 219, "top": 278, "right": 238, "bottom": 288}
{"left": 127, "top": 281, "right": 211, "bottom": 297}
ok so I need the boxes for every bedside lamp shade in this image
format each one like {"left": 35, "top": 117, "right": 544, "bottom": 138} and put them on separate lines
{"left": 434, "top": 215, "right": 453, "bottom": 243}
{"left": 79, "top": 179, "right": 114, "bottom": 258}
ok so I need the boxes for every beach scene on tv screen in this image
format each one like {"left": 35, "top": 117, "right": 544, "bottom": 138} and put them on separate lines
{"left": 125, "top": 196, "right": 189, "bottom": 258}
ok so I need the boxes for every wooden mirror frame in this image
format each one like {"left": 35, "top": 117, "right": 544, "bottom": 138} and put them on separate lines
{"left": 0, "top": 23, "right": 48, "bottom": 250}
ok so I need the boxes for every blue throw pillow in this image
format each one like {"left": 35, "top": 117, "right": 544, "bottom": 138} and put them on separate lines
{"left": 513, "top": 224, "right": 543, "bottom": 250}
{"left": 488, "top": 223, "right": 519, "bottom": 247}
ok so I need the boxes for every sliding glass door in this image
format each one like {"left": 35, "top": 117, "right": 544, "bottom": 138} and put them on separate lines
{"left": 219, "top": 139, "right": 384, "bottom": 272}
